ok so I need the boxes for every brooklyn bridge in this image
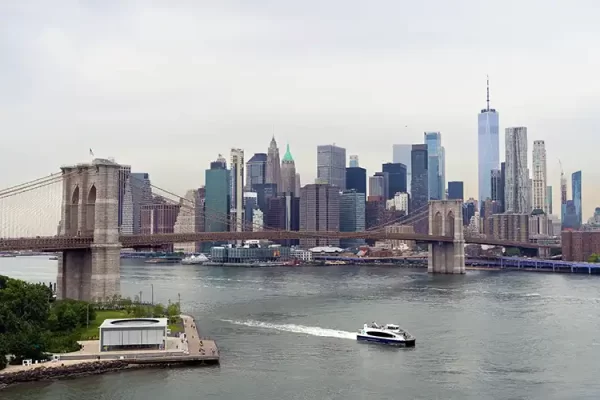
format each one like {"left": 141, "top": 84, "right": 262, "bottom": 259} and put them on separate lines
{"left": 0, "top": 159, "right": 558, "bottom": 301}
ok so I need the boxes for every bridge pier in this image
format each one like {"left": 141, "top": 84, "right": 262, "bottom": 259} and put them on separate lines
{"left": 427, "top": 200, "right": 465, "bottom": 274}
{"left": 56, "top": 159, "right": 121, "bottom": 302}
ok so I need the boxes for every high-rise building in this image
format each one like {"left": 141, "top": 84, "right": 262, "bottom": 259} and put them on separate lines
{"left": 491, "top": 169, "right": 503, "bottom": 208}
{"left": 505, "top": 127, "right": 530, "bottom": 214}
{"left": 339, "top": 190, "right": 366, "bottom": 248}
{"left": 392, "top": 144, "right": 412, "bottom": 193}
{"left": 230, "top": 148, "right": 244, "bottom": 235}
{"left": 141, "top": 196, "right": 181, "bottom": 250}
{"left": 295, "top": 173, "right": 301, "bottom": 196}
{"left": 572, "top": 171, "right": 582, "bottom": 228}
{"left": 266, "top": 136, "right": 281, "bottom": 191}
{"left": 424, "top": 132, "right": 445, "bottom": 200}
{"left": 246, "top": 153, "right": 267, "bottom": 190}
{"left": 129, "top": 172, "right": 152, "bottom": 235}
{"left": 117, "top": 165, "right": 133, "bottom": 233}
{"left": 382, "top": 163, "right": 407, "bottom": 200}
{"left": 317, "top": 144, "right": 347, "bottom": 189}
{"left": 546, "top": 186, "right": 553, "bottom": 215}
{"left": 410, "top": 144, "right": 428, "bottom": 213}
{"left": 299, "top": 184, "right": 340, "bottom": 248}
{"left": 243, "top": 192, "right": 258, "bottom": 230}
{"left": 447, "top": 181, "right": 464, "bottom": 200}
{"left": 173, "top": 189, "right": 198, "bottom": 253}
{"left": 386, "top": 192, "right": 409, "bottom": 214}
{"left": 369, "top": 174, "right": 385, "bottom": 198}
{"left": 205, "top": 155, "right": 229, "bottom": 234}
{"left": 280, "top": 144, "right": 296, "bottom": 195}
{"left": 532, "top": 140, "right": 548, "bottom": 213}
{"left": 478, "top": 77, "right": 500, "bottom": 204}
{"left": 349, "top": 155, "right": 359, "bottom": 168}
{"left": 500, "top": 162, "right": 506, "bottom": 213}
{"left": 346, "top": 167, "right": 367, "bottom": 194}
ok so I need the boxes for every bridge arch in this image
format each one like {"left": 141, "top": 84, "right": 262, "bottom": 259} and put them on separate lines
{"left": 432, "top": 211, "right": 443, "bottom": 236}
{"left": 86, "top": 185, "right": 96, "bottom": 233}
{"left": 67, "top": 186, "right": 80, "bottom": 236}
{"left": 446, "top": 210, "right": 455, "bottom": 238}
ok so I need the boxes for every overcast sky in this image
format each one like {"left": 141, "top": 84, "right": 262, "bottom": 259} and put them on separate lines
{"left": 1, "top": 0, "right": 599, "bottom": 220}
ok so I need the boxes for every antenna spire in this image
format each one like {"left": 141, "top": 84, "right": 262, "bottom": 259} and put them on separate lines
{"left": 486, "top": 75, "right": 490, "bottom": 111}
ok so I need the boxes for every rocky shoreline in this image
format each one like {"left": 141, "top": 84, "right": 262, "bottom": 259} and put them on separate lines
{"left": 0, "top": 360, "right": 131, "bottom": 389}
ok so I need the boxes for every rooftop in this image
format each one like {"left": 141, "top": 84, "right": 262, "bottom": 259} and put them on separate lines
{"left": 99, "top": 318, "right": 168, "bottom": 329}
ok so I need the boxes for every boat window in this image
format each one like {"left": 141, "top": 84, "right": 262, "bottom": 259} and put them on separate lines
{"left": 366, "top": 331, "right": 395, "bottom": 338}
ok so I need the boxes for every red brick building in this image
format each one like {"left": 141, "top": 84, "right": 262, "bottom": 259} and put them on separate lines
{"left": 562, "top": 231, "right": 600, "bottom": 261}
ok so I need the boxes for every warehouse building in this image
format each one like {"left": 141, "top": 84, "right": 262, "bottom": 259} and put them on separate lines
{"left": 99, "top": 318, "right": 168, "bottom": 352}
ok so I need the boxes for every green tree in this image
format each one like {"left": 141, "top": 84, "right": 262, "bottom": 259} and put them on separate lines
{"left": 588, "top": 253, "right": 600, "bottom": 263}
{"left": 153, "top": 303, "right": 165, "bottom": 317}
{"left": 166, "top": 302, "right": 181, "bottom": 323}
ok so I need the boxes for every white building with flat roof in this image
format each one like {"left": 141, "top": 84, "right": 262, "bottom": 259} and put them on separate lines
{"left": 99, "top": 318, "right": 168, "bottom": 352}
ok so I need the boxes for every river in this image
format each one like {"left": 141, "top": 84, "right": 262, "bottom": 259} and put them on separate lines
{"left": 1, "top": 256, "right": 600, "bottom": 399}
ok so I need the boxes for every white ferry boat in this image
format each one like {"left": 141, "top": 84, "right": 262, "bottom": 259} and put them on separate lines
{"left": 181, "top": 254, "right": 209, "bottom": 265}
{"left": 356, "top": 322, "right": 416, "bottom": 347}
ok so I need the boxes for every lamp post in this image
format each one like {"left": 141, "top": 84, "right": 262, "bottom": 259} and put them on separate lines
{"left": 151, "top": 284, "right": 154, "bottom": 305}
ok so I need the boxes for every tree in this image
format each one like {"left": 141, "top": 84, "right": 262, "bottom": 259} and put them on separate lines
{"left": 153, "top": 303, "right": 165, "bottom": 317}
{"left": 588, "top": 253, "right": 600, "bottom": 263}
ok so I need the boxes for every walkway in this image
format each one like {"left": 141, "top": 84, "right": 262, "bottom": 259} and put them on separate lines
{"left": 180, "top": 314, "right": 219, "bottom": 358}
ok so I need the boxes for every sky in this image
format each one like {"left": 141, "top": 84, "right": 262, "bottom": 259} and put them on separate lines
{"left": 1, "top": 0, "right": 599, "bottom": 221}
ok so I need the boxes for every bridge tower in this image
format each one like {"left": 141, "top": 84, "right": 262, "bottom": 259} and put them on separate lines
{"left": 56, "top": 159, "right": 122, "bottom": 301}
{"left": 428, "top": 200, "right": 465, "bottom": 274}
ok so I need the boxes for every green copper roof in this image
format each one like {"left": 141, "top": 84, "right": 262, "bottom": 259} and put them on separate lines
{"left": 282, "top": 144, "right": 294, "bottom": 162}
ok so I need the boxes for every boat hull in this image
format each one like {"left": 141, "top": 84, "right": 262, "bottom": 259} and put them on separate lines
{"left": 356, "top": 334, "right": 416, "bottom": 347}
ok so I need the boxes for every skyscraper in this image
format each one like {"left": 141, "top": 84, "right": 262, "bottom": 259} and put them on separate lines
{"left": 382, "top": 163, "right": 407, "bottom": 199}
{"left": 392, "top": 144, "right": 412, "bottom": 193}
{"left": 478, "top": 77, "right": 500, "bottom": 203}
{"left": 572, "top": 171, "right": 582, "bottom": 228}
{"left": 266, "top": 136, "right": 281, "bottom": 191}
{"left": 246, "top": 153, "right": 267, "bottom": 190}
{"left": 424, "top": 132, "right": 445, "bottom": 200}
{"left": 280, "top": 144, "right": 296, "bottom": 195}
{"left": 491, "top": 169, "right": 502, "bottom": 205}
{"left": 205, "top": 155, "right": 229, "bottom": 233}
{"left": 505, "top": 127, "right": 530, "bottom": 214}
{"left": 349, "top": 155, "right": 359, "bottom": 168}
{"left": 369, "top": 174, "right": 385, "bottom": 198}
{"left": 532, "top": 140, "right": 548, "bottom": 213}
{"left": 118, "top": 165, "right": 132, "bottom": 233}
{"left": 317, "top": 144, "right": 347, "bottom": 189}
{"left": 546, "top": 186, "right": 553, "bottom": 215}
{"left": 299, "top": 184, "right": 340, "bottom": 248}
{"left": 410, "top": 144, "right": 428, "bottom": 213}
{"left": 339, "top": 189, "right": 366, "bottom": 248}
{"left": 346, "top": 167, "right": 367, "bottom": 194}
{"left": 447, "top": 181, "right": 464, "bottom": 200}
{"left": 230, "top": 148, "right": 244, "bottom": 234}
{"left": 130, "top": 172, "right": 152, "bottom": 234}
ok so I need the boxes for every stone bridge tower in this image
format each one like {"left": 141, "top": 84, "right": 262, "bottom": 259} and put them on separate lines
{"left": 56, "top": 159, "right": 122, "bottom": 301}
{"left": 428, "top": 200, "right": 465, "bottom": 274}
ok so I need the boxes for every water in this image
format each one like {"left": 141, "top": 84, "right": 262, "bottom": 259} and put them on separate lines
{"left": 2, "top": 256, "right": 600, "bottom": 399}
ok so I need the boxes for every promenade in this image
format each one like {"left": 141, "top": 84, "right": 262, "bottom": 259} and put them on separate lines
{"left": 181, "top": 314, "right": 219, "bottom": 358}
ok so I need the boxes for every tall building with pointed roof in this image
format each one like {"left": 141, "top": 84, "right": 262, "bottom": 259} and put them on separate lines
{"left": 280, "top": 144, "right": 297, "bottom": 195}
{"left": 478, "top": 76, "right": 500, "bottom": 204}
{"left": 266, "top": 136, "right": 281, "bottom": 192}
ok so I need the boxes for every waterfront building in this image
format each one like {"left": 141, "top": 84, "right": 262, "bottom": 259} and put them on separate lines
{"left": 532, "top": 140, "right": 548, "bottom": 214}
{"left": 346, "top": 167, "right": 367, "bottom": 194}
{"left": 505, "top": 127, "right": 530, "bottom": 214}
{"left": 424, "top": 132, "right": 445, "bottom": 200}
{"left": 447, "top": 181, "right": 464, "bottom": 200}
{"left": 339, "top": 189, "right": 366, "bottom": 248}
{"left": 246, "top": 153, "right": 267, "bottom": 191}
{"left": 317, "top": 144, "right": 347, "bottom": 189}
{"left": 266, "top": 136, "right": 281, "bottom": 191}
{"left": 392, "top": 144, "right": 412, "bottom": 193}
{"left": 478, "top": 77, "right": 500, "bottom": 204}
{"left": 572, "top": 171, "right": 582, "bottom": 228}
{"left": 99, "top": 318, "right": 168, "bottom": 352}
{"left": 280, "top": 144, "right": 296, "bottom": 195}
{"left": 299, "top": 183, "right": 340, "bottom": 248}
{"left": 382, "top": 163, "right": 407, "bottom": 200}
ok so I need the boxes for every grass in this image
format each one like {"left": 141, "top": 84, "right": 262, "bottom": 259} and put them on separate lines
{"left": 79, "top": 310, "right": 129, "bottom": 340}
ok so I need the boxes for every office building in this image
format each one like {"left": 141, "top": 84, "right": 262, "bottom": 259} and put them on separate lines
{"left": 280, "top": 144, "right": 297, "bottom": 195}
{"left": 490, "top": 213, "right": 529, "bottom": 242}
{"left": 392, "top": 144, "right": 412, "bottom": 193}
{"left": 424, "top": 132, "right": 445, "bottom": 200}
{"left": 491, "top": 169, "right": 503, "bottom": 207}
{"left": 295, "top": 173, "right": 301, "bottom": 195}
{"left": 382, "top": 163, "right": 407, "bottom": 200}
{"left": 141, "top": 197, "right": 181, "bottom": 251}
{"left": 505, "top": 127, "right": 530, "bottom": 214}
{"left": 230, "top": 148, "right": 244, "bottom": 234}
{"left": 369, "top": 174, "right": 385, "bottom": 198}
{"left": 346, "top": 167, "right": 367, "bottom": 194}
{"left": 117, "top": 165, "right": 134, "bottom": 234}
{"left": 205, "top": 155, "right": 230, "bottom": 233}
{"left": 572, "top": 171, "right": 582, "bottom": 228}
{"left": 253, "top": 183, "right": 278, "bottom": 214}
{"left": 266, "top": 136, "right": 281, "bottom": 191}
{"left": 386, "top": 192, "right": 409, "bottom": 214}
{"left": 317, "top": 144, "right": 347, "bottom": 189}
{"left": 546, "top": 186, "right": 553, "bottom": 215}
{"left": 130, "top": 173, "right": 152, "bottom": 235}
{"left": 299, "top": 184, "right": 340, "bottom": 248}
{"left": 532, "top": 140, "right": 548, "bottom": 213}
{"left": 246, "top": 153, "right": 267, "bottom": 190}
{"left": 173, "top": 189, "right": 198, "bottom": 253}
{"left": 339, "top": 190, "right": 366, "bottom": 248}
{"left": 243, "top": 192, "right": 258, "bottom": 230}
{"left": 447, "top": 181, "right": 464, "bottom": 201}
{"left": 349, "top": 155, "right": 359, "bottom": 168}
{"left": 410, "top": 144, "right": 428, "bottom": 212}
{"left": 478, "top": 77, "right": 500, "bottom": 203}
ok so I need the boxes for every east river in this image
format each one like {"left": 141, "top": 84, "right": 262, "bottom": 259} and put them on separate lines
{"left": 2, "top": 256, "right": 600, "bottom": 399}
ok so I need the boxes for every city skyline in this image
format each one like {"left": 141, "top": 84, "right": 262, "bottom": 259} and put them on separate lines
{"left": 0, "top": 2, "right": 598, "bottom": 218}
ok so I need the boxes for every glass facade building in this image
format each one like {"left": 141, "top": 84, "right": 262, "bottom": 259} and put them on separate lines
{"left": 317, "top": 145, "right": 347, "bottom": 189}
{"left": 392, "top": 144, "right": 412, "bottom": 193}
{"left": 246, "top": 153, "right": 267, "bottom": 191}
{"left": 424, "top": 132, "right": 445, "bottom": 200}
{"left": 478, "top": 83, "right": 500, "bottom": 204}
{"left": 382, "top": 163, "right": 407, "bottom": 200}
{"left": 572, "top": 171, "right": 582, "bottom": 228}
{"left": 346, "top": 167, "right": 367, "bottom": 194}
{"left": 447, "top": 181, "right": 464, "bottom": 200}
{"left": 410, "top": 144, "right": 428, "bottom": 213}
{"left": 205, "top": 161, "right": 230, "bottom": 233}
{"left": 339, "top": 190, "right": 366, "bottom": 248}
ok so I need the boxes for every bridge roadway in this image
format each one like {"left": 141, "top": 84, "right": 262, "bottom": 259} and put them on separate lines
{"left": 0, "top": 231, "right": 558, "bottom": 252}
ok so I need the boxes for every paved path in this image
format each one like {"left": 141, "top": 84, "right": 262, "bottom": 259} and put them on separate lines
{"left": 180, "top": 314, "right": 219, "bottom": 358}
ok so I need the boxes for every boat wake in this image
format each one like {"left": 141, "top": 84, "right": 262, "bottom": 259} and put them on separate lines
{"left": 221, "top": 319, "right": 356, "bottom": 340}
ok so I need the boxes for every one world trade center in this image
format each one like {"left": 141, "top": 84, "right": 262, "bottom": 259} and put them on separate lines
{"left": 478, "top": 77, "right": 500, "bottom": 205}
